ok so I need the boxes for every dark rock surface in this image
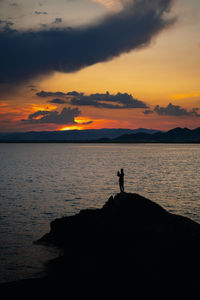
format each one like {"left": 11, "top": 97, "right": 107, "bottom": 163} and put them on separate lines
{"left": 38, "top": 193, "right": 200, "bottom": 283}
{"left": 39, "top": 192, "right": 200, "bottom": 246}
{"left": 2, "top": 193, "right": 200, "bottom": 294}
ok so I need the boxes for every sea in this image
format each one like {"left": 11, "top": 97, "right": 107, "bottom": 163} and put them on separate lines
{"left": 0, "top": 143, "right": 200, "bottom": 283}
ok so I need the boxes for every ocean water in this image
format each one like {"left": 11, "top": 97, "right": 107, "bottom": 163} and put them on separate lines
{"left": 0, "top": 143, "right": 200, "bottom": 283}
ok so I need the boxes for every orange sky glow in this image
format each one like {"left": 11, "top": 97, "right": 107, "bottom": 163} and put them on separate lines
{"left": 0, "top": 0, "right": 200, "bottom": 132}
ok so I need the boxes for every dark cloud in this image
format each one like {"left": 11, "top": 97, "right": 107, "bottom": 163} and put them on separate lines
{"left": 48, "top": 98, "right": 66, "bottom": 104}
{"left": 70, "top": 91, "right": 148, "bottom": 109}
{"left": 28, "top": 110, "right": 50, "bottom": 119}
{"left": 67, "top": 91, "right": 82, "bottom": 96}
{"left": 144, "top": 103, "right": 200, "bottom": 117}
{"left": 22, "top": 107, "right": 81, "bottom": 124}
{"left": 9, "top": 3, "right": 19, "bottom": 7}
{"left": 34, "top": 11, "right": 48, "bottom": 15}
{"left": 0, "top": 19, "right": 15, "bottom": 31}
{"left": 0, "top": 0, "right": 174, "bottom": 86}
{"left": 36, "top": 90, "right": 82, "bottom": 97}
{"left": 38, "top": 90, "right": 148, "bottom": 109}
{"left": 80, "top": 120, "right": 93, "bottom": 125}
{"left": 52, "top": 18, "right": 62, "bottom": 24}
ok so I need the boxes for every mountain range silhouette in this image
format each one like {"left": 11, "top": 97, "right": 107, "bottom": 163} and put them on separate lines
{"left": 0, "top": 127, "right": 200, "bottom": 142}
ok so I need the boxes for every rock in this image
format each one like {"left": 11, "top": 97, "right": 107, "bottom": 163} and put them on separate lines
{"left": 2, "top": 192, "right": 200, "bottom": 293}
{"left": 39, "top": 193, "right": 200, "bottom": 245}
{"left": 37, "top": 192, "right": 200, "bottom": 287}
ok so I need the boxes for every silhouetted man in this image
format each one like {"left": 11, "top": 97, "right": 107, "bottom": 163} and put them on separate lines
{"left": 117, "top": 169, "right": 124, "bottom": 192}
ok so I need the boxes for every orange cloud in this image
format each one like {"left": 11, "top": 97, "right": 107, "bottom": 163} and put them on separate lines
{"left": 0, "top": 102, "right": 59, "bottom": 131}
{"left": 74, "top": 117, "right": 93, "bottom": 124}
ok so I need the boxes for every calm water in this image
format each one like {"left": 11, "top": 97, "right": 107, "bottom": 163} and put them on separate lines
{"left": 0, "top": 143, "right": 200, "bottom": 283}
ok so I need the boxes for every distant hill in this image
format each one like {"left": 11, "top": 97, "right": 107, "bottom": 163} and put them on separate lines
{"left": 114, "top": 127, "right": 200, "bottom": 142}
{"left": 0, "top": 128, "right": 159, "bottom": 142}
{"left": 0, "top": 127, "right": 199, "bottom": 142}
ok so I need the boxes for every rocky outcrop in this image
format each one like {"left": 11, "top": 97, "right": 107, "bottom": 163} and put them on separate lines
{"left": 38, "top": 193, "right": 200, "bottom": 287}
{"left": 2, "top": 193, "right": 200, "bottom": 293}
{"left": 39, "top": 193, "right": 200, "bottom": 246}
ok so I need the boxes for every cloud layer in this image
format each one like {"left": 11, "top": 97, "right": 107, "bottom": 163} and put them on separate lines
{"left": 39, "top": 90, "right": 148, "bottom": 109}
{"left": 69, "top": 92, "right": 148, "bottom": 109}
{"left": 0, "top": 0, "right": 174, "bottom": 85}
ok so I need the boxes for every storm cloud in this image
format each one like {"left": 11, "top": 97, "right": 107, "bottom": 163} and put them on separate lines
{"left": 0, "top": 0, "right": 174, "bottom": 86}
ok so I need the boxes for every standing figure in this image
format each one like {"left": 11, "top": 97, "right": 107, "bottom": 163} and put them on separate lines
{"left": 117, "top": 168, "right": 124, "bottom": 192}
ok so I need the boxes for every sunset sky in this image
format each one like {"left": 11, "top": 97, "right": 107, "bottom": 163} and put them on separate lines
{"left": 0, "top": 0, "right": 200, "bottom": 132}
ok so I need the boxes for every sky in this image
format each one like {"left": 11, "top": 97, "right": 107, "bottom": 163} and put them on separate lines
{"left": 0, "top": 0, "right": 200, "bottom": 132}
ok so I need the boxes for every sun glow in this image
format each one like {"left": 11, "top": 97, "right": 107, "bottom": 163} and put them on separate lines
{"left": 60, "top": 117, "right": 94, "bottom": 131}
{"left": 60, "top": 125, "right": 84, "bottom": 131}
{"left": 74, "top": 117, "right": 92, "bottom": 124}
